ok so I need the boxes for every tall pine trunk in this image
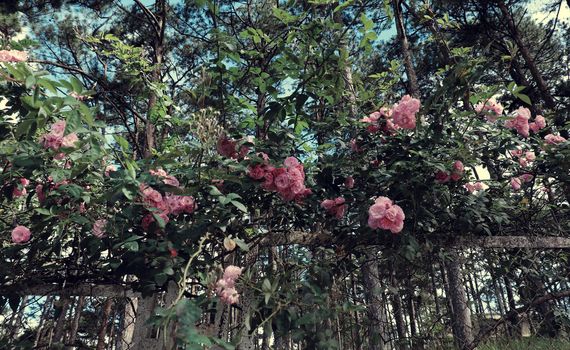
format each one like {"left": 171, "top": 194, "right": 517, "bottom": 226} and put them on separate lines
{"left": 361, "top": 249, "right": 386, "bottom": 350}
{"left": 392, "top": 0, "right": 420, "bottom": 97}
{"left": 444, "top": 250, "right": 473, "bottom": 350}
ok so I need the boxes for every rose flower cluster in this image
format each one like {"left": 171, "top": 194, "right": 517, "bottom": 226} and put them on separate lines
{"left": 139, "top": 169, "right": 196, "bottom": 232}
{"left": 248, "top": 156, "right": 311, "bottom": 202}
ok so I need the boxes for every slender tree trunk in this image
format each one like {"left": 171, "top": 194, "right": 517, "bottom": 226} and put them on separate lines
{"left": 361, "top": 249, "right": 386, "bottom": 350}
{"left": 392, "top": 293, "right": 408, "bottom": 350}
{"left": 66, "top": 296, "right": 85, "bottom": 349}
{"left": 52, "top": 296, "right": 72, "bottom": 345}
{"left": 9, "top": 295, "right": 28, "bottom": 340}
{"left": 497, "top": 0, "right": 555, "bottom": 109}
{"left": 34, "top": 296, "right": 54, "bottom": 348}
{"left": 351, "top": 271, "right": 363, "bottom": 350}
{"left": 444, "top": 250, "right": 474, "bottom": 350}
{"left": 140, "top": 0, "right": 167, "bottom": 157}
{"left": 333, "top": 3, "right": 358, "bottom": 118}
{"left": 96, "top": 298, "right": 114, "bottom": 350}
{"left": 392, "top": 0, "right": 420, "bottom": 97}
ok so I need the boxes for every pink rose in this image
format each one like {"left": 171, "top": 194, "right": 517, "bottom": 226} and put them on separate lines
{"left": 223, "top": 265, "right": 242, "bottom": 282}
{"left": 475, "top": 98, "right": 503, "bottom": 122}
{"left": 248, "top": 164, "right": 265, "bottom": 180}
{"left": 464, "top": 182, "right": 485, "bottom": 193}
{"left": 392, "top": 95, "right": 420, "bottom": 130}
{"left": 41, "top": 133, "right": 63, "bottom": 150}
{"left": 51, "top": 120, "right": 66, "bottom": 137}
{"left": 520, "top": 173, "right": 533, "bottom": 183}
{"left": 12, "top": 178, "right": 29, "bottom": 197}
{"left": 435, "top": 171, "right": 450, "bottom": 183}
{"left": 61, "top": 133, "right": 78, "bottom": 148}
{"left": 505, "top": 107, "right": 531, "bottom": 137}
{"left": 535, "top": 115, "right": 546, "bottom": 129}
{"left": 274, "top": 173, "right": 290, "bottom": 191}
{"left": 368, "top": 197, "right": 405, "bottom": 233}
{"left": 544, "top": 134, "right": 566, "bottom": 145}
{"left": 11, "top": 225, "right": 31, "bottom": 244}
{"left": 345, "top": 176, "right": 355, "bottom": 189}
{"left": 217, "top": 135, "right": 237, "bottom": 158}
{"left": 219, "top": 287, "right": 240, "bottom": 304}
{"left": 510, "top": 177, "right": 522, "bottom": 191}
{"left": 0, "top": 50, "right": 28, "bottom": 62}
{"left": 92, "top": 219, "right": 107, "bottom": 238}
{"left": 283, "top": 157, "right": 300, "bottom": 168}
{"left": 321, "top": 197, "right": 347, "bottom": 219}
{"left": 453, "top": 161, "right": 464, "bottom": 172}
{"left": 141, "top": 212, "right": 169, "bottom": 232}
{"left": 36, "top": 184, "right": 46, "bottom": 203}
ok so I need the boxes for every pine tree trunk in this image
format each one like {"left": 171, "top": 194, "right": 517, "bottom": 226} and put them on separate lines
{"left": 392, "top": 292, "right": 408, "bottom": 350}
{"left": 444, "top": 250, "right": 474, "bottom": 350}
{"left": 52, "top": 296, "right": 72, "bottom": 345}
{"left": 392, "top": 0, "right": 420, "bottom": 97}
{"left": 34, "top": 296, "right": 54, "bottom": 348}
{"left": 361, "top": 249, "right": 386, "bottom": 350}
{"left": 66, "top": 295, "right": 85, "bottom": 349}
{"left": 497, "top": 0, "right": 555, "bottom": 109}
{"left": 333, "top": 3, "right": 358, "bottom": 118}
{"left": 96, "top": 298, "right": 114, "bottom": 350}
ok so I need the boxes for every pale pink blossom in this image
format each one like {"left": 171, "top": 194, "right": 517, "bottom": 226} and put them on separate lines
{"left": 368, "top": 196, "right": 405, "bottom": 234}
{"left": 12, "top": 178, "right": 29, "bottom": 197}
{"left": 392, "top": 95, "right": 420, "bottom": 129}
{"left": 530, "top": 115, "right": 546, "bottom": 132}
{"left": 69, "top": 92, "right": 87, "bottom": 101}
{"left": 61, "top": 133, "right": 79, "bottom": 148}
{"left": 219, "top": 287, "right": 240, "bottom": 304}
{"left": 510, "top": 177, "right": 522, "bottom": 191}
{"left": 544, "top": 134, "right": 566, "bottom": 145}
{"left": 259, "top": 157, "right": 310, "bottom": 202}
{"left": 464, "top": 182, "right": 485, "bottom": 193}
{"left": 216, "top": 265, "right": 243, "bottom": 305}
{"left": 51, "top": 120, "right": 66, "bottom": 137}
{"left": 475, "top": 98, "right": 503, "bottom": 122}
{"left": 520, "top": 173, "right": 533, "bottom": 183}
{"left": 11, "top": 225, "right": 31, "bottom": 244}
{"left": 166, "top": 194, "right": 196, "bottom": 216}
{"left": 321, "top": 197, "right": 347, "bottom": 219}
{"left": 505, "top": 107, "right": 531, "bottom": 137}
{"left": 92, "top": 219, "right": 107, "bottom": 238}
{"left": 0, "top": 50, "right": 28, "bottom": 62}
{"left": 223, "top": 265, "right": 242, "bottom": 281}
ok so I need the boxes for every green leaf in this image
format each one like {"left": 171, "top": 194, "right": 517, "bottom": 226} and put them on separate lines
{"left": 69, "top": 76, "right": 84, "bottom": 92}
{"left": 24, "top": 75, "right": 36, "bottom": 89}
{"left": 334, "top": 0, "right": 354, "bottom": 13}
{"left": 209, "top": 185, "right": 223, "bottom": 196}
{"left": 514, "top": 92, "right": 531, "bottom": 105}
{"left": 231, "top": 200, "right": 248, "bottom": 213}
{"left": 234, "top": 237, "right": 250, "bottom": 252}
